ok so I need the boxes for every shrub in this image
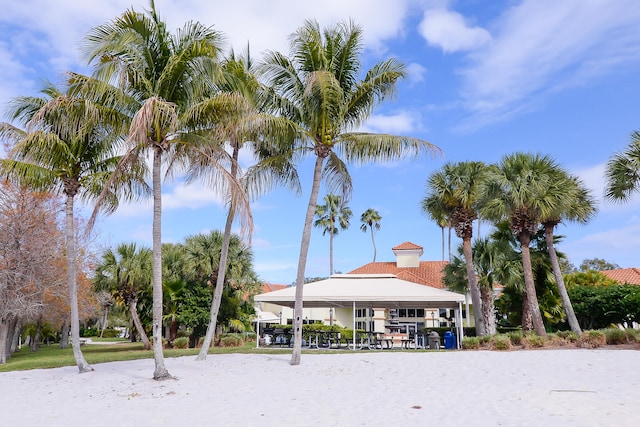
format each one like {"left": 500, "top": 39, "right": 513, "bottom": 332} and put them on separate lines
{"left": 603, "top": 328, "right": 627, "bottom": 345}
{"left": 624, "top": 328, "right": 638, "bottom": 343}
{"left": 478, "top": 335, "right": 492, "bottom": 347}
{"left": 100, "top": 329, "right": 121, "bottom": 338}
{"left": 523, "top": 334, "right": 545, "bottom": 348}
{"left": 507, "top": 331, "right": 523, "bottom": 346}
{"left": 219, "top": 334, "right": 244, "bottom": 347}
{"left": 173, "top": 337, "right": 189, "bottom": 349}
{"left": 577, "top": 330, "right": 606, "bottom": 348}
{"left": 555, "top": 330, "right": 579, "bottom": 343}
{"left": 491, "top": 335, "right": 512, "bottom": 351}
{"left": 461, "top": 337, "right": 480, "bottom": 350}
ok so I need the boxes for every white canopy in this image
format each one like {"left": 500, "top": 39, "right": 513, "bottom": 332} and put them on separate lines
{"left": 254, "top": 274, "right": 465, "bottom": 309}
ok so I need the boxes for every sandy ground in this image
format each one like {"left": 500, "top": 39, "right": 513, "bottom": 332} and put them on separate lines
{"left": 1, "top": 348, "right": 638, "bottom": 427}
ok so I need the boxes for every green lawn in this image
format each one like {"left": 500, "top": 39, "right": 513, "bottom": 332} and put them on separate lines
{"left": 0, "top": 341, "right": 294, "bottom": 373}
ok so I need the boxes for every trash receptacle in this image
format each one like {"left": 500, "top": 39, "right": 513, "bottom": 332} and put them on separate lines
{"left": 428, "top": 331, "right": 440, "bottom": 349}
{"left": 444, "top": 331, "right": 456, "bottom": 349}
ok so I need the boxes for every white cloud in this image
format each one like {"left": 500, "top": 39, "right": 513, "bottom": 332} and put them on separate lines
{"left": 406, "top": 62, "right": 428, "bottom": 84}
{"left": 362, "top": 111, "right": 420, "bottom": 134}
{"left": 418, "top": 7, "right": 491, "bottom": 52}
{"left": 457, "top": 0, "right": 640, "bottom": 130}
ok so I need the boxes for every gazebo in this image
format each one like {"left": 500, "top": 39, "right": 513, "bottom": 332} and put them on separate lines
{"left": 254, "top": 274, "right": 466, "bottom": 348}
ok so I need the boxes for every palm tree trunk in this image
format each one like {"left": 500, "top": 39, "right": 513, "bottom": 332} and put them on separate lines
{"left": 479, "top": 285, "right": 496, "bottom": 335}
{"left": 99, "top": 304, "right": 109, "bottom": 338}
{"left": 440, "top": 226, "right": 445, "bottom": 261}
{"left": 151, "top": 147, "right": 171, "bottom": 380}
{"left": 462, "top": 237, "right": 486, "bottom": 336}
{"left": 65, "top": 194, "right": 92, "bottom": 372}
{"left": 519, "top": 233, "right": 547, "bottom": 337}
{"left": 544, "top": 223, "right": 581, "bottom": 333}
{"left": 329, "top": 227, "right": 334, "bottom": 275}
{"left": 291, "top": 155, "right": 324, "bottom": 365}
{"left": 370, "top": 228, "right": 377, "bottom": 262}
{"left": 197, "top": 140, "right": 241, "bottom": 360}
{"left": 521, "top": 292, "right": 533, "bottom": 332}
{"left": 129, "top": 300, "right": 151, "bottom": 350}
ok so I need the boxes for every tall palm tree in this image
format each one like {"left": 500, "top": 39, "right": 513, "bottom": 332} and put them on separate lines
{"left": 540, "top": 171, "right": 596, "bottom": 333}
{"left": 605, "top": 130, "right": 640, "bottom": 202}
{"left": 314, "top": 194, "right": 352, "bottom": 275}
{"left": 422, "top": 161, "right": 488, "bottom": 336}
{"left": 360, "top": 208, "right": 382, "bottom": 262}
{"left": 185, "top": 51, "right": 300, "bottom": 360}
{"left": 0, "top": 82, "right": 141, "bottom": 373}
{"left": 260, "top": 19, "right": 439, "bottom": 365}
{"left": 80, "top": 1, "right": 226, "bottom": 380}
{"left": 94, "top": 243, "right": 153, "bottom": 350}
{"left": 481, "top": 153, "right": 564, "bottom": 337}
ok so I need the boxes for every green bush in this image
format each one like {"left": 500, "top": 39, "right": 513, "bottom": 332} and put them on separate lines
{"left": 603, "top": 328, "right": 627, "bottom": 345}
{"left": 219, "top": 334, "right": 244, "bottom": 347}
{"left": 173, "top": 337, "right": 189, "bottom": 349}
{"left": 624, "top": 328, "right": 638, "bottom": 342}
{"left": 461, "top": 336, "right": 480, "bottom": 350}
{"left": 577, "top": 330, "right": 606, "bottom": 348}
{"left": 491, "top": 335, "right": 511, "bottom": 351}
{"left": 555, "top": 330, "right": 579, "bottom": 343}
{"left": 100, "top": 329, "right": 121, "bottom": 338}
{"left": 523, "top": 334, "right": 545, "bottom": 348}
{"left": 507, "top": 331, "right": 523, "bottom": 346}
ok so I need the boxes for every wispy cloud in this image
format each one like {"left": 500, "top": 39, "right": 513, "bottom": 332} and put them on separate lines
{"left": 417, "top": 5, "right": 491, "bottom": 52}
{"left": 453, "top": 0, "right": 640, "bottom": 130}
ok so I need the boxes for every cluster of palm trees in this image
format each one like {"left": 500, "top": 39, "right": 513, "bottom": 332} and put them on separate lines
{"left": 422, "top": 154, "right": 596, "bottom": 337}
{"left": 0, "top": 1, "right": 439, "bottom": 373}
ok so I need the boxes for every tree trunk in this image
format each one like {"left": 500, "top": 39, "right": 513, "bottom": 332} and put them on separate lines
{"left": 519, "top": 233, "right": 547, "bottom": 337}
{"left": 329, "top": 225, "right": 334, "bottom": 275}
{"left": 5, "top": 316, "right": 18, "bottom": 356}
{"left": 197, "top": 141, "right": 241, "bottom": 360}
{"left": 462, "top": 237, "right": 486, "bottom": 336}
{"left": 10, "top": 317, "right": 21, "bottom": 353}
{"left": 0, "top": 316, "right": 11, "bottom": 364}
{"left": 151, "top": 147, "right": 171, "bottom": 380}
{"left": 99, "top": 304, "right": 109, "bottom": 338}
{"left": 370, "top": 228, "right": 377, "bottom": 262}
{"left": 544, "top": 223, "right": 581, "bottom": 334}
{"left": 521, "top": 291, "right": 533, "bottom": 332}
{"left": 479, "top": 285, "right": 496, "bottom": 335}
{"left": 59, "top": 319, "right": 69, "bottom": 349}
{"left": 291, "top": 155, "right": 324, "bottom": 366}
{"left": 129, "top": 300, "right": 151, "bottom": 350}
{"left": 31, "top": 318, "right": 41, "bottom": 352}
{"left": 440, "top": 226, "right": 445, "bottom": 261}
{"left": 65, "top": 194, "right": 92, "bottom": 372}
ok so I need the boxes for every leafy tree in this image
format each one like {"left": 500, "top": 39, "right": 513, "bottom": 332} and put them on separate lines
{"left": 422, "top": 161, "right": 488, "bottom": 335}
{"left": 605, "top": 130, "right": 640, "bottom": 202}
{"left": 579, "top": 258, "right": 620, "bottom": 272}
{"left": 94, "top": 243, "right": 153, "bottom": 350}
{"left": 80, "top": 1, "right": 228, "bottom": 380}
{"left": 568, "top": 285, "right": 640, "bottom": 329}
{"left": 314, "top": 194, "right": 352, "bottom": 275}
{"left": 259, "top": 19, "right": 439, "bottom": 364}
{"left": 360, "top": 208, "right": 382, "bottom": 262}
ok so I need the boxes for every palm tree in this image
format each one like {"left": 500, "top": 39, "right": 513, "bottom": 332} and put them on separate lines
{"left": 481, "top": 153, "right": 565, "bottom": 337}
{"left": 605, "top": 130, "right": 640, "bottom": 201}
{"left": 540, "top": 171, "right": 596, "bottom": 334}
{"left": 422, "top": 161, "right": 488, "bottom": 336}
{"left": 185, "top": 51, "right": 300, "bottom": 360}
{"left": 360, "top": 208, "right": 382, "bottom": 262}
{"left": 94, "top": 243, "right": 153, "bottom": 350}
{"left": 80, "top": 1, "right": 226, "bottom": 380}
{"left": 260, "top": 19, "right": 440, "bottom": 365}
{"left": 0, "top": 82, "right": 140, "bottom": 373}
{"left": 314, "top": 194, "right": 352, "bottom": 275}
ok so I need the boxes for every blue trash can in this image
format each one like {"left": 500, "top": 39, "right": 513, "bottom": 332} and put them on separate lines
{"left": 444, "top": 331, "right": 456, "bottom": 349}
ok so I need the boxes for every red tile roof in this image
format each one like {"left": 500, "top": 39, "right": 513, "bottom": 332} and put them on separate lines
{"left": 261, "top": 283, "right": 288, "bottom": 293}
{"left": 599, "top": 268, "right": 640, "bottom": 285}
{"left": 348, "top": 261, "right": 448, "bottom": 289}
{"left": 392, "top": 242, "right": 424, "bottom": 251}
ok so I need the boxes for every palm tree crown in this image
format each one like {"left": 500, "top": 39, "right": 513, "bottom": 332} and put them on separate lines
{"left": 360, "top": 208, "right": 382, "bottom": 262}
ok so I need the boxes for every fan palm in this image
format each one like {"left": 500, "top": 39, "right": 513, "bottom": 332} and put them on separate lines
{"left": 260, "top": 19, "right": 440, "bottom": 364}
{"left": 360, "top": 208, "right": 382, "bottom": 262}
{"left": 79, "top": 1, "right": 230, "bottom": 379}
{"left": 605, "top": 130, "right": 640, "bottom": 202}
{"left": 422, "top": 161, "right": 488, "bottom": 336}
{"left": 314, "top": 194, "right": 352, "bottom": 275}
{"left": 481, "top": 153, "right": 566, "bottom": 337}
{"left": 94, "top": 243, "right": 153, "bottom": 350}
{"left": 0, "top": 81, "right": 143, "bottom": 373}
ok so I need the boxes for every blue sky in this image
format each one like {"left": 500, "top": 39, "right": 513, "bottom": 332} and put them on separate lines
{"left": 2, "top": 0, "right": 640, "bottom": 284}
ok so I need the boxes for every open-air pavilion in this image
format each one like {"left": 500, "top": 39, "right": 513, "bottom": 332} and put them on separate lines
{"left": 254, "top": 274, "right": 466, "bottom": 349}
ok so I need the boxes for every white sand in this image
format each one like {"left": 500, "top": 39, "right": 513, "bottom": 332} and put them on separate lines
{"left": 1, "top": 349, "right": 638, "bottom": 426}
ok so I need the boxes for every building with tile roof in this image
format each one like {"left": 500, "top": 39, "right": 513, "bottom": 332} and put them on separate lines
{"left": 599, "top": 268, "right": 640, "bottom": 285}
